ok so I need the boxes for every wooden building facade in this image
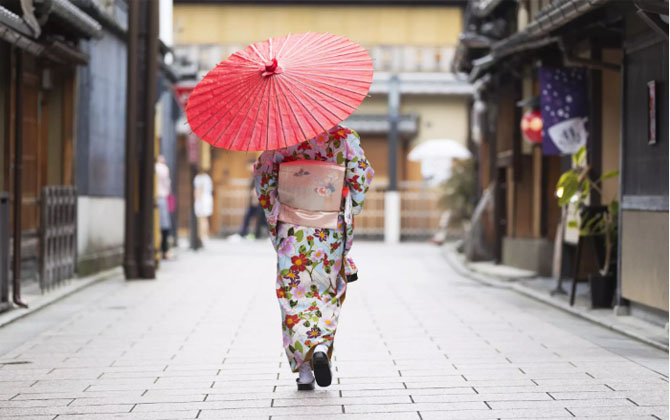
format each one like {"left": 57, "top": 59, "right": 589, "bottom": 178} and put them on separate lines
{"left": 0, "top": 0, "right": 103, "bottom": 303}
{"left": 456, "top": 0, "right": 668, "bottom": 322}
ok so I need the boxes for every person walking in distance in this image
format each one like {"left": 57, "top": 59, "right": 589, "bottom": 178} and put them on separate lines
{"left": 239, "top": 160, "right": 266, "bottom": 240}
{"left": 155, "top": 155, "right": 173, "bottom": 260}
{"left": 193, "top": 169, "right": 213, "bottom": 246}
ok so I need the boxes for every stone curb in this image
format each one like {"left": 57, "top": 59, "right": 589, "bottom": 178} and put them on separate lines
{"left": 442, "top": 243, "right": 669, "bottom": 353}
{"left": 0, "top": 267, "right": 123, "bottom": 329}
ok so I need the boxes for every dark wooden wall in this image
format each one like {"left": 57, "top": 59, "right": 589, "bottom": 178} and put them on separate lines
{"left": 622, "top": 16, "right": 669, "bottom": 201}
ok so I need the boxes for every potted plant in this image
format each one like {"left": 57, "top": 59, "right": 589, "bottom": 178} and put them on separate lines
{"left": 435, "top": 158, "right": 476, "bottom": 244}
{"left": 556, "top": 146, "right": 619, "bottom": 308}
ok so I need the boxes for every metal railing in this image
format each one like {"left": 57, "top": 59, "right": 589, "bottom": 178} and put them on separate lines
{"left": 175, "top": 44, "right": 457, "bottom": 76}
{"left": 40, "top": 186, "right": 77, "bottom": 291}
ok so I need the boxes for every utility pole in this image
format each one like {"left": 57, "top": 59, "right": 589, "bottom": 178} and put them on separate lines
{"left": 385, "top": 74, "right": 401, "bottom": 244}
{"left": 124, "top": 0, "right": 159, "bottom": 279}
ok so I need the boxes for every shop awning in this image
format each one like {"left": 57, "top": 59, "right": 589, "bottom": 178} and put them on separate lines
{"left": 469, "top": 0, "right": 612, "bottom": 81}
{"left": 48, "top": 0, "right": 103, "bottom": 39}
{"left": 471, "top": 0, "right": 510, "bottom": 18}
{"left": 71, "top": 0, "right": 127, "bottom": 37}
{"left": 0, "top": 6, "right": 44, "bottom": 55}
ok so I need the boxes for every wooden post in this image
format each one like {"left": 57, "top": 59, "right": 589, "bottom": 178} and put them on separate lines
{"left": 138, "top": 0, "right": 159, "bottom": 279}
{"left": 12, "top": 49, "right": 26, "bottom": 307}
{"left": 124, "top": 0, "right": 139, "bottom": 279}
{"left": 532, "top": 143, "right": 542, "bottom": 238}
{"left": 506, "top": 166, "right": 515, "bottom": 237}
{"left": 124, "top": 0, "right": 159, "bottom": 279}
{"left": 588, "top": 44, "right": 603, "bottom": 206}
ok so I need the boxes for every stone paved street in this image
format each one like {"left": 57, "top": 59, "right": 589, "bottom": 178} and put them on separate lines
{"left": 0, "top": 240, "right": 667, "bottom": 419}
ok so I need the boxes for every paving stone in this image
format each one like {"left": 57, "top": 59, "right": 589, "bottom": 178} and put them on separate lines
{"left": 0, "top": 241, "right": 665, "bottom": 419}
{"left": 419, "top": 407, "right": 574, "bottom": 419}
{"left": 56, "top": 413, "right": 199, "bottom": 420}
{"left": 272, "top": 413, "right": 420, "bottom": 420}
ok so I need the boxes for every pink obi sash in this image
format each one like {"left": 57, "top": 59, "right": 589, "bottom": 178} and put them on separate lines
{"left": 277, "top": 160, "right": 345, "bottom": 229}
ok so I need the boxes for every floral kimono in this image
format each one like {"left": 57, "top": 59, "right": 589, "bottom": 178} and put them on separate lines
{"left": 254, "top": 125, "right": 374, "bottom": 372}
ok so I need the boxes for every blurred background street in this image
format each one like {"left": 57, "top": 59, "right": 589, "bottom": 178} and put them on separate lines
{"left": 0, "top": 240, "right": 667, "bottom": 419}
{"left": 0, "top": 0, "right": 668, "bottom": 417}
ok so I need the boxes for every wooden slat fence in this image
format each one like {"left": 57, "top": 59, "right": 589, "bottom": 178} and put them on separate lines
{"left": 216, "top": 179, "right": 441, "bottom": 239}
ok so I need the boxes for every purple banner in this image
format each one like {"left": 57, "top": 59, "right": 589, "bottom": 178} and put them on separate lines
{"left": 540, "top": 67, "right": 589, "bottom": 155}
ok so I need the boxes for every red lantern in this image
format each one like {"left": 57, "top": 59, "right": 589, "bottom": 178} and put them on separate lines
{"left": 521, "top": 110, "right": 543, "bottom": 143}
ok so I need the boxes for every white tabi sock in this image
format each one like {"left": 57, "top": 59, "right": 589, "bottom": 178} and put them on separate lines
{"left": 314, "top": 343, "right": 329, "bottom": 355}
{"left": 298, "top": 362, "right": 314, "bottom": 384}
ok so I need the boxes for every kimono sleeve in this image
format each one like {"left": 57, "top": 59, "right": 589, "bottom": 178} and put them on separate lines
{"left": 345, "top": 130, "right": 374, "bottom": 215}
{"left": 253, "top": 151, "right": 281, "bottom": 249}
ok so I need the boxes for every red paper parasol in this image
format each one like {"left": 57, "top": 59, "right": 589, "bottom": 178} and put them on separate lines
{"left": 186, "top": 32, "right": 374, "bottom": 151}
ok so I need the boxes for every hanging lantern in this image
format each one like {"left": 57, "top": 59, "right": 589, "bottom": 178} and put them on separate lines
{"left": 521, "top": 109, "right": 543, "bottom": 143}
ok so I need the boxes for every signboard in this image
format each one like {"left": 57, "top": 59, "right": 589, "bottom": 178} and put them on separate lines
{"left": 539, "top": 67, "right": 589, "bottom": 155}
{"left": 187, "top": 133, "right": 199, "bottom": 164}
{"left": 648, "top": 80, "right": 657, "bottom": 145}
{"left": 173, "top": 81, "right": 197, "bottom": 112}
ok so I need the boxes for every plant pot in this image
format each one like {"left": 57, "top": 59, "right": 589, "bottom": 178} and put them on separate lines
{"left": 589, "top": 274, "right": 615, "bottom": 308}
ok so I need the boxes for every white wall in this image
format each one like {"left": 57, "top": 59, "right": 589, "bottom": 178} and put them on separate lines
{"left": 402, "top": 95, "right": 469, "bottom": 145}
{"left": 159, "top": 0, "right": 174, "bottom": 47}
{"left": 77, "top": 196, "right": 125, "bottom": 258}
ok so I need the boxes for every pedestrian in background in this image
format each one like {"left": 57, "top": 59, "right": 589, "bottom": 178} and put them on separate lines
{"left": 255, "top": 125, "right": 374, "bottom": 390}
{"left": 155, "top": 155, "right": 173, "bottom": 260}
{"left": 239, "top": 160, "right": 266, "bottom": 240}
{"left": 193, "top": 169, "right": 213, "bottom": 245}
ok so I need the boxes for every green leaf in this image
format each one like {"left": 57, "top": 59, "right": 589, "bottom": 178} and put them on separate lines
{"left": 582, "top": 179, "right": 590, "bottom": 195}
{"left": 601, "top": 169, "right": 619, "bottom": 180}
{"left": 556, "top": 171, "right": 580, "bottom": 206}
{"left": 294, "top": 341, "right": 304, "bottom": 353}
{"left": 567, "top": 220, "right": 579, "bottom": 229}
{"left": 336, "top": 152, "right": 345, "bottom": 165}
{"left": 303, "top": 321, "right": 310, "bottom": 328}
{"left": 298, "top": 245, "right": 307, "bottom": 254}
{"left": 295, "top": 230, "right": 304, "bottom": 242}
{"left": 288, "top": 227, "right": 295, "bottom": 236}
{"left": 572, "top": 146, "right": 586, "bottom": 166}
{"left": 609, "top": 200, "right": 619, "bottom": 216}
{"left": 581, "top": 214, "right": 602, "bottom": 235}
{"left": 288, "top": 345, "right": 295, "bottom": 353}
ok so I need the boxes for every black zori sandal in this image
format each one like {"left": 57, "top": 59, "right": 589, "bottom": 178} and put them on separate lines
{"left": 296, "top": 378, "right": 315, "bottom": 391}
{"left": 312, "top": 351, "right": 332, "bottom": 387}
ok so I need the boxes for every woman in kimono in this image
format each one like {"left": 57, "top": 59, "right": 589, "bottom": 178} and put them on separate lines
{"left": 254, "top": 125, "right": 373, "bottom": 390}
